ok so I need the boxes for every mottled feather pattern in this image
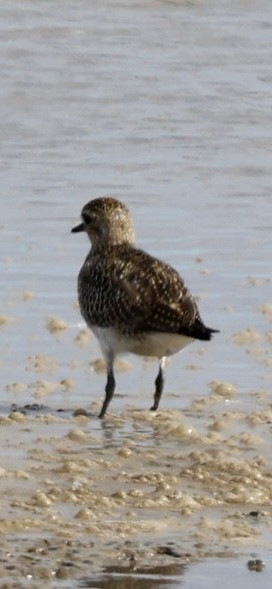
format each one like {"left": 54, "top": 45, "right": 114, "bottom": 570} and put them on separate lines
{"left": 78, "top": 244, "right": 207, "bottom": 338}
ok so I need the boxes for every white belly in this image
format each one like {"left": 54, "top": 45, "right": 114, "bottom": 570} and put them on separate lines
{"left": 92, "top": 327, "right": 194, "bottom": 361}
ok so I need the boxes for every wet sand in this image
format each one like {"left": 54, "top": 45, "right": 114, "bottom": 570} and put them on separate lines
{"left": 0, "top": 395, "right": 272, "bottom": 587}
{"left": 1, "top": 315, "right": 272, "bottom": 588}
{"left": 1, "top": 0, "right": 272, "bottom": 586}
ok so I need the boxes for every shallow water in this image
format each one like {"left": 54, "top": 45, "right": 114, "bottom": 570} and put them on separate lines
{"left": 80, "top": 555, "right": 272, "bottom": 589}
{"left": 1, "top": 0, "right": 272, "bottom": 586}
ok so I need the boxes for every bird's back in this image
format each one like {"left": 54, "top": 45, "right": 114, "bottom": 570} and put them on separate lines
{"left": 77, "top": 243, "right": 215, "bottom": 340}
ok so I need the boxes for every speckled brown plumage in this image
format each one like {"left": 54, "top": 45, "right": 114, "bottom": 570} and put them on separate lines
{"left": 72, "top": 197, "right": 219, "bottom": 417}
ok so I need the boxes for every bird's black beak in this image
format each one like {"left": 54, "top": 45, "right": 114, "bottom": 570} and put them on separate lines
{"left": 71, "top": 222, "right": 85, "bottom": 233}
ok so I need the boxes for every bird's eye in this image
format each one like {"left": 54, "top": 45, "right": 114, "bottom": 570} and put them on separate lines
{"left": 82, "top": 212, "right": 92, "bottom": 225}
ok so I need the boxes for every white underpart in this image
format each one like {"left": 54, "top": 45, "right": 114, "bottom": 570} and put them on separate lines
{"left": 92, "top": 326, "right": 194, "bottom": 368}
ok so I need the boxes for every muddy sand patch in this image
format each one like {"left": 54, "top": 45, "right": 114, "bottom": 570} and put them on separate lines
{"left": 0, "top": 396, "right": 271, "bottom": 586}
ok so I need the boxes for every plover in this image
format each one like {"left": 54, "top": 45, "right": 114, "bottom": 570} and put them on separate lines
{"left": 72, "top": 197, "right": 219, "bottom": 418}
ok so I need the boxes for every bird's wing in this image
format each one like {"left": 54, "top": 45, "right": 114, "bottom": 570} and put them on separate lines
{"left": 107, "top": 247, "right": 200, "bottom": 335}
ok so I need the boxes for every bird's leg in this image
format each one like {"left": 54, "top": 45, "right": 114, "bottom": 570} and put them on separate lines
{"left": 99, "top": 354, "right": 116, "bottom": 418}
{"left": 150, "top": 357, "right": 165, "bottom": 411}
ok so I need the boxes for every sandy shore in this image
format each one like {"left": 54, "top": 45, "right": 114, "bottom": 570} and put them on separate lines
{"left": 0, "top": 378, "right": 271, "bottom": 586}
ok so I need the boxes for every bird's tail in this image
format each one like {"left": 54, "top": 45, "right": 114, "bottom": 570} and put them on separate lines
{"left": 180, "top": 318, "right": 220, "bottom": 341}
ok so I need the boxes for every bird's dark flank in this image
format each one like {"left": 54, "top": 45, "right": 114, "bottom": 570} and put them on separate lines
{"left": 72, "top": 197, "right": 219, "bottom": 417}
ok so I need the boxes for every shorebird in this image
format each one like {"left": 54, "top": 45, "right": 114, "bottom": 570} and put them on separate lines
{"left": 72, "top": 197, "right": 219, "bottom": 418}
